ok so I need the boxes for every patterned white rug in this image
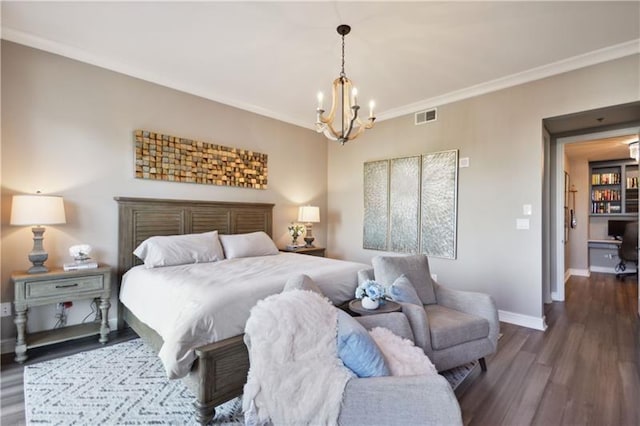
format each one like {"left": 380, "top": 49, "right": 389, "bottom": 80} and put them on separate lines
{"left": 24, "top": 339, "right": 477, "bottom": 425}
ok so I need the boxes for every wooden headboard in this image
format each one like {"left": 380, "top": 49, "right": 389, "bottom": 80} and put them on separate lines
{"left": 114, "top": 197, "right": 274, "bottom": 279}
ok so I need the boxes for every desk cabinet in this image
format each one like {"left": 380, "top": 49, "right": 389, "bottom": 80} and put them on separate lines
{"left": 12, "top": 266, "right": 112, "bottom": 363}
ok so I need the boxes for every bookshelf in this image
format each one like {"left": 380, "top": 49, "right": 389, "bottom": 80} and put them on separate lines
{"left": 590, "top": 159, "right": 638, "bottom": 215}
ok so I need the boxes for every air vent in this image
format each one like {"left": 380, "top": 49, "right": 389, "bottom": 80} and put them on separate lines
{"left": 415, "top": 108, "right": 437, "bottom": 125}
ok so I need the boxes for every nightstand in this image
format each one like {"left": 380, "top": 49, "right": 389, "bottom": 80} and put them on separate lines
{"left": 280, "top": 246, "right": 326, "bottom": 257}
{"left": 12, "top": 265, "right": 112, "bottom": 363}
{"left": 348, "top": 299, "right": 401, "bottom": 316}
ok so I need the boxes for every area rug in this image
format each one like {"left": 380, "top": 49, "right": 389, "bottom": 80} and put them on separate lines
{"left": 24, "top": 339, "right": 476, "bottom": 425}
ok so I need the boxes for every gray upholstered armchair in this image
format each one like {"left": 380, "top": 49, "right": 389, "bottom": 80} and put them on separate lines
{"left": 243, "top": 277, "right": 463, "bottom": 426}
{"left": 338, "top": 312, "right": 462, "bottom": 425}
{"left": 359, "top": 254, "right": 500, "bottom": 372}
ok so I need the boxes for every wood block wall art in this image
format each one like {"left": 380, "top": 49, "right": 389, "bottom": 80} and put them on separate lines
{"left": 134, "top": 130, "right": 268, "bottom": 189}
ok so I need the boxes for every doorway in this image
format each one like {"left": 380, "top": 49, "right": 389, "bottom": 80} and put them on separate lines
{"left": 543, "top": 101, "right": 640, "bottom": 311}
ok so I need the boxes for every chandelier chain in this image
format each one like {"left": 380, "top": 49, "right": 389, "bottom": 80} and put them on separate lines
{"left": 340, "top": 33, "right": 346, "bottom": 78}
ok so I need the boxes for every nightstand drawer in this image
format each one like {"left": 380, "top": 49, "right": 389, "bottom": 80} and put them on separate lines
{"left": 26, "top": 275, "right": 104, "bottom": 299}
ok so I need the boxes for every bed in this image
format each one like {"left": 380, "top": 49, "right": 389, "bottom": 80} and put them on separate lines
{"left": 114, "top": 197, "right": 368, "bottom": 424}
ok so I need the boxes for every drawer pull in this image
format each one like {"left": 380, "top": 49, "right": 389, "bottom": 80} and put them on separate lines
{"left": 55, "top": 283, "right": 79, "bottom": 289}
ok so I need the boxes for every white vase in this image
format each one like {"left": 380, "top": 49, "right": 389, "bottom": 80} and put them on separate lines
{"left": 361, "top": 297, "right": 379, "bottom": 310}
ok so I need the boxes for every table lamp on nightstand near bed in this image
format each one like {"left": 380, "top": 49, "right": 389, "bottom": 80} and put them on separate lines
{"left": 298, "top": 205, "right": 320, "bottom": 247}
{"left": 10, "top": 194, "right": 66, "bottom": 274}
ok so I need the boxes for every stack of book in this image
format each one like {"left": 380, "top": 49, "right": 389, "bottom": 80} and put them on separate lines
{"left": 286, "top": 244, "right": 306, "bottom": 250}
{"left": 63, "top": 259, "right": 98, "bottom": 271}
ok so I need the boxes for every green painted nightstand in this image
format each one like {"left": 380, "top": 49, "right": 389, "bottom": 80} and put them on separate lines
{"left": 12, "top": 265, "right": 112, "bottom": 363}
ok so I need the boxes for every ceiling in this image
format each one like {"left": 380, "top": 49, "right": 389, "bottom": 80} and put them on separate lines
{"left": 564, "top": 135, "right": 638, "bottom": 162}
{"left": 1, "top": 1, "right": 639, "bottom": 130}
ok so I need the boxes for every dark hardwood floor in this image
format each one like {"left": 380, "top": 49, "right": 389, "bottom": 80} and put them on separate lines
{"left": 458, "top": 272, "right": 639, "bottom": 425}
{"left": 1, "top": 272, "right": 638, "bottom": 425}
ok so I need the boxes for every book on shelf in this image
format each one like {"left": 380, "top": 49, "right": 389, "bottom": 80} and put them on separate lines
{"left": 63, "top": 260, "right": 98, "bottom": 271}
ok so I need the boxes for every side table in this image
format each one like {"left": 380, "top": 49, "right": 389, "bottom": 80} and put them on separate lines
{"left": 279, "top": 246, "right": 326, "bottom": 257}
{"left": 348, "top": 299, "right": 401, "bottom": 316}
{"left": 12, "top": 265, "right": 112, "bottom": 363}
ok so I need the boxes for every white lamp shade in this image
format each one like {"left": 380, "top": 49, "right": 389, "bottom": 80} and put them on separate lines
{"left": 10, "top": 195, "right": 66, "bottom": 226}
{"left": 298, "top": 206, "right": 320, "bottom": 223}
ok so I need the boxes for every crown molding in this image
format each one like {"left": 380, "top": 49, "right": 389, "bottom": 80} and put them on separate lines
{"left": 377, "top": 39, "right": 640, "bottom": 123}
{"left": 3, "top": 27, "right": 638, "bottom": 129}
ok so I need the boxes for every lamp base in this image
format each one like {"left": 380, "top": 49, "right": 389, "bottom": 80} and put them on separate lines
{"left": 27, "top": 264, "right": 49, "bottom": 274}
{"left": 304, "top": 237, "right": 315, "bottom": 248}
{"left": 27, "top": 226, "right": 49, "bottom": 274}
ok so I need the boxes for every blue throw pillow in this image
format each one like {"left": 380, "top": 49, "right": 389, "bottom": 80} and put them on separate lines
{"left": 336, "top": 310, "right": 389, "bottom": 377}
{"left": 388, "top": 274, "right": 422, "bottom": 306}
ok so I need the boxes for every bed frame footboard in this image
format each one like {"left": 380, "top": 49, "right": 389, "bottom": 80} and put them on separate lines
{"left": 192, "top": 336, "right": 249, "bottom": 423}
{"left": 123, "top": 306, "right": 249, "bottom": 424}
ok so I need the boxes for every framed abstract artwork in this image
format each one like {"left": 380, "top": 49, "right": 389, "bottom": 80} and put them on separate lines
{"left": 363, "top": 160, "right": 389, "bottom": 250}
{"left": 363, "top": 149, "right": 459, "bottom": 259}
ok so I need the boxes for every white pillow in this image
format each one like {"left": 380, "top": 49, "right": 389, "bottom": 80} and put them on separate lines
{"left": 218, "top": 231, "right": 279, "bottom": 259}
{"left": 369, "top": 327, "right": 438, "bottom": 376}
{"left": 133, "top": 231, "right": 225, "bottom": 268}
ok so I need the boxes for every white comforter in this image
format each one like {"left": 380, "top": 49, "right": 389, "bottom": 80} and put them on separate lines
{"left": 119, "top": 252, "right": 369, "bottom": 379}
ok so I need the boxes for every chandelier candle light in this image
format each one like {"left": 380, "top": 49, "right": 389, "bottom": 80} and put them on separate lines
{"left": 316, "top": 24, "right": 375, "bottom": 145}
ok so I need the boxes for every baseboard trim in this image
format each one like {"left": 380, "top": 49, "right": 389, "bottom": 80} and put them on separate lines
{"left": 567, "top": 268, "right": 590, "bottom": 278}
{"left": 551, "top": 291, "right": 563, "bottom": 302}
{"left": 1, "top": 318, "right": 119, "bottom": 355}
{"left": 499, "top": 310, "right": 547, "bottom": 331}
{"left": 589, "top": 266, "right": 636, "bottom": 274}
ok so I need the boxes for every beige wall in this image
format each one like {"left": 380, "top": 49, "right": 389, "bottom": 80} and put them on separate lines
{"left": 327, "top": 54, "right": 640, "bottom": 322}
{"left": 1, "top": 41, "right": 326, "bottom": 339}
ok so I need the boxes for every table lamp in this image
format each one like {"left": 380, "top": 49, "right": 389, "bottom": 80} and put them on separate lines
{"left": 10, "top": 194, "right": 66, "bottom": 274}
{"left": 298, "top": 206, "right": 320, "bottom": 247}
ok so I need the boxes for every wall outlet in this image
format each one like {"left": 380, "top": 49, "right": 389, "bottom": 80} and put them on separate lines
{"left": 0, "top": 303, "right": 12, "bottom": 317}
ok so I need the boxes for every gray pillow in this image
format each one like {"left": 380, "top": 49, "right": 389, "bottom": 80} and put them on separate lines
{"left": 357, "top": 268, "right": 374, "bottom": 285}
{"left": 372, "top": 255, "right": 436, "bottom": 305}
{"left": 133, "top": 230, "right": 224, "bottom": 268}
{"left": 283, "top": 274, "right": 323, "bottom": 295}
{"left": 218, "top": 231, "right": 279, "bottom": 259}
{"left": 388, "top": 274, "right": 422, "bottom": 306}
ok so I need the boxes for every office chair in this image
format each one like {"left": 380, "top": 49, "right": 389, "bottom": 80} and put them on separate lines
{"left": 615, "top": 221, "right": 638, "bottom": 280}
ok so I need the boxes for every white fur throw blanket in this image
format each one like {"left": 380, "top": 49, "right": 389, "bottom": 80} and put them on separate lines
{"left": 242, "top": 289, "right": 353, "bottom": 425}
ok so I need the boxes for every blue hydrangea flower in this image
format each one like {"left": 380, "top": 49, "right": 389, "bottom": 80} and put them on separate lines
{"left": 355, "top": 280, "right": 387, "bottom": 301}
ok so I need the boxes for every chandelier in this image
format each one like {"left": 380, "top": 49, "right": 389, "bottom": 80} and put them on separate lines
{"left": 315, "top": 24, "right": 375, "bottom": 145}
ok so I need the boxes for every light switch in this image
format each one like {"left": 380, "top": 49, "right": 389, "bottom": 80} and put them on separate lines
{"left": 516, "top": 218, "right": 530, "bottom": 230}
{"left": 459, "top": 157, "right": 470, "bottom": 168}
{"left": 523, "top": 204, "right": 532, "bottom": 216}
